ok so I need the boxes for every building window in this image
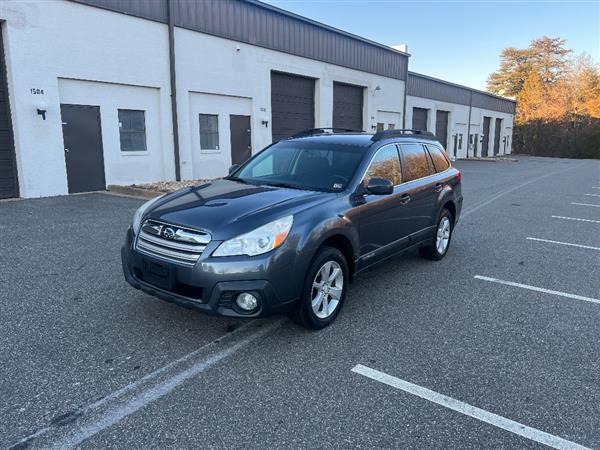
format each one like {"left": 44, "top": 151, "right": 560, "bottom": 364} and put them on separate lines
{"left": 118, "top": 109, "right": 147, "bottom": 152}
{"left": 199, "top": 114, "right": 219, "bottom": 150}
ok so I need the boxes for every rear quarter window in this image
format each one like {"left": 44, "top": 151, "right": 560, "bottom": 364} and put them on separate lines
{"left": 426, "top": 144, "right": 450, "bottom": 172}
{"left": 399, "top": 143, "right": 435, "bottom": 182}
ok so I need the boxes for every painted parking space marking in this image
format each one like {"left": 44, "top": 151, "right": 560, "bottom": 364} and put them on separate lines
{"left": 551, "top": 215, "right": 600, "bottom": 224}
{"left": 526, "top": 237, "right": 600, "bottom": 251}
{"left": 8, "top": 319, "right": 284, "bottom": 449}
{"left": 571, "top": 202, "right": 600, "bottom": 208}
{"left": 351, "top": 364, "right": 590, "bottom": 450}
{"left": 474, "top": 276, "right": 600, "bottom": 306}
{"left": 584, "top": 193, "right": 600, "bottom": 198}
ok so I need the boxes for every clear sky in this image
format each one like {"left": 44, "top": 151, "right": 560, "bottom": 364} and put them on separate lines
{"left": 262, "top": 0, "right": 600, "bottom": 91}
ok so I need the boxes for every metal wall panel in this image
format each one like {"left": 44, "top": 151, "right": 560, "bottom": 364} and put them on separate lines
{"left": 407, "top": 73, "right": 471, "bottom": 106}
{"left": 408, "top": 72, "right": 516, "bottom": 115}
{"left": 71, "top": 0, "right": 168, "bottom": 22}
{"left": 472, "top": 91, "right": 516, "bottom": 114}
{"left": 71, "top": 0, "right": 408, "bottom": 80}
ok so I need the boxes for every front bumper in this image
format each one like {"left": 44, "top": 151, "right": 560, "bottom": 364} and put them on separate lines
{"left": 121, "top": 228, "right": 300, "bottom": 318}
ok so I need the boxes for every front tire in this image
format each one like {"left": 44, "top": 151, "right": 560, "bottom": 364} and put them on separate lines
{"left": 419, "top": 209, "right": 453, "bottom": 261}
{"left": 289, "top": 246, "right": 348, "bottom": 330}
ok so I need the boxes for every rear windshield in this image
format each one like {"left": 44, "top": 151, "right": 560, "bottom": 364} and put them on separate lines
{"left": 231, "top": 140, "right": 365, "bottom": 192}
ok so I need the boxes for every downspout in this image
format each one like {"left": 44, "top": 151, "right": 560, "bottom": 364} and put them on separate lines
{"left": 466, "top": 90, "right": 473, "bottom": 159}
{"left": 167, "top": 0, "right": 181, "bottom": 181}
{"left": 402, "top": 59, "right": 409, "bottom": 129}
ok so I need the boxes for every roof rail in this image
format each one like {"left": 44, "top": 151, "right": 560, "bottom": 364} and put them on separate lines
{"left": 291, "top": 127, "right": 364, "bottom": 138}
{"left": 371, "top": 129, "right": 437, "bottom": 142}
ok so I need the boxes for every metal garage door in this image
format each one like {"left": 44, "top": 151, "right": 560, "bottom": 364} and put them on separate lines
{"left": 482, "top": 116, "right": 491, "bottom": 157}
{"left": 493, "top": 118, "right": 502, "bottom": 155}
{"left": 333, "top": 82, "right": 364, "bottom": 130}
{"left": 271, "top": 72, "right": 314, "bottom": 142}
{"left": 0, "top": 31, "right": 18, "bottom": 199}
{"left": 435, "top": 110, "right": 449, "bottom": 148}
{"left": 412, "top": 107, "right": 428, "bottom": 131}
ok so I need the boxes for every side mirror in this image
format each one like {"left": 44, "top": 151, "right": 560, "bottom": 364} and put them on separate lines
{"left": 228, "top": 164, "right": 240, "bottom": 175}
{"left": 365, "top": 177, "right": 393, "bottom": 195}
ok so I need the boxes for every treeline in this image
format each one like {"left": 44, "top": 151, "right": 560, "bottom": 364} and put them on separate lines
{"left": 488, "top": 37, "right": 600, "bottom": 159}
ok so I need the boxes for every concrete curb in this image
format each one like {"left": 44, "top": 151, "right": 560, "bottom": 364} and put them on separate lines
{"left": 457, "top": 157, "right": 519, "bottom": 162}
{"left": 107, "top": 185, "right": 165, "bottom": 199}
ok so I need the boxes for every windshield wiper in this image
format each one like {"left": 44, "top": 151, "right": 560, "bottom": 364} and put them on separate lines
{"left": 224, "top": 175, "right": 250, "bottom": 184}
{"left": 262, "top": 181, "right": 307, "bottom": 191}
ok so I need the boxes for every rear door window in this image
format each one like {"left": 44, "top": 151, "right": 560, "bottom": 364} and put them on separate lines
{"left": 426, "top": 144, "right": 450, "bottom": 172}
{"left": 399, "top": 143, "right": 435, "bottom": 182}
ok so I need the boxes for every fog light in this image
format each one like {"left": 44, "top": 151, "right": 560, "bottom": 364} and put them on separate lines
{"left": 236, "top": 292, "right": 258, "bottom": 311}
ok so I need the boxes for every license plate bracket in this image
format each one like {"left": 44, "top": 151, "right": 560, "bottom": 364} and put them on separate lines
{"left": 142, "top": 259, "right": 175, "bottom": 290}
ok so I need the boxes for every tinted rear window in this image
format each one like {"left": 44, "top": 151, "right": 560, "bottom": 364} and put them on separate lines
{"left": 400, "top": 143, "right": 435, "bottom": 182}
{"left": 426, "top": 144, "right": 450, "bottom": 172}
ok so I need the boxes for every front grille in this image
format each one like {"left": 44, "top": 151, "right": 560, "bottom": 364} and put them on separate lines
{"left": 135, "top": 219, "right": 210, "bottom": 266}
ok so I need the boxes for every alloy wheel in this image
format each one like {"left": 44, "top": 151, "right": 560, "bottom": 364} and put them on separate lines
{"left": 436, "top": 216, "right": 451, "bottom": 255}
{"left": 311, "top": 260, "right": 344, "bottom": 319}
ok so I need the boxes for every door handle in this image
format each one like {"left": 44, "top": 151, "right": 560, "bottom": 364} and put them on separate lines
{"left": 399, "top": 194, "right": 411, "bottom": 205}
{"left": 433, "top": 183, "right": 443, "bottom": 192}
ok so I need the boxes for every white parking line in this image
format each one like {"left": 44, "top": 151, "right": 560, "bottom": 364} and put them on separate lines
{"left": 584, "top": 193, "right": 600, "bottom": 198}
{"left": 526, "top": 237, "right": 600, "bottom": 251}
{"left": 552, "top": 215, "right": 600, "bottom": 224}
{"left": 9, "top": 319, "right": 284, "bottom": 449}
{"left": 351, "top": 364, "right": 589, "bottom": 450}
{"left": 571, "top": 202, "right": 600, "bottom": 208}
{"left": 474, "top": 275, "right": 600, "bottom": 305}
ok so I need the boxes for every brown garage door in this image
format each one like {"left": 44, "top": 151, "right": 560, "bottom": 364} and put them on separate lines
{"left": 412, "top": 107, "right": 428, "bottom": 131}
{"left": 435, "top": 110, "right": 449, "bottom": 147}
{"left": 271, "top": 72, "right": 314, "bottom": 142}
{"left": 333, "top": 82, "right": 364, "bottom": 130}
{"left": 0, "top": 31, "right": 18, "bottom": 199}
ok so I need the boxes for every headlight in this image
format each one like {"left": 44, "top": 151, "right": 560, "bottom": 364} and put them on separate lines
{"left": 213, "top": 215, "right": 293, "bottom": 257}
{"left": 132, "top": 195, "right": 165, "bottom": 234}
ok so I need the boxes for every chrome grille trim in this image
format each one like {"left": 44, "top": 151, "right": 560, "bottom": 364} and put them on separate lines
{"left": 139, "top": 232, "right": 207, "bottom": 253}
{"left": 134, "top": 219, "right": 210, "bottom": 265}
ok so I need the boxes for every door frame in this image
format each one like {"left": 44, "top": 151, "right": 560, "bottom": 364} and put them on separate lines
{"left": 60, "top": 103, "right": 107, "bottom": 193}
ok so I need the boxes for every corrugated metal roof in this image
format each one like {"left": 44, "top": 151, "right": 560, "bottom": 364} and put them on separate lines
{"left": 71, "top": 0, "right": 409, "bottom": 80}
{"left": 408, "top": 72, "right": 516, "bottom": 114}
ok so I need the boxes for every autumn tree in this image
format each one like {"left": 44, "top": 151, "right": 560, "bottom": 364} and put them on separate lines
{"left": 487, "top": 36, "right": 572, "bottom": 97}
{"left": 488, "top": 37, "right": 600, "bottom": 158}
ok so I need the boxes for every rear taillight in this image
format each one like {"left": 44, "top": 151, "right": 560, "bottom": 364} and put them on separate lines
{"left": 455, "top": 170, "right": 462, "bottom": 182}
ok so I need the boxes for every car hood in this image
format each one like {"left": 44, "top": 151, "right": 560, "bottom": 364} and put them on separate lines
{"left": 146, "top": 179, "right": 333, "bottom": 240}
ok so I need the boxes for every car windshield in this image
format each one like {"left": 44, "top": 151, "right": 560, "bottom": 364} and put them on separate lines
{"left": 230, "top": 140, "right": 366, "bottom": 192}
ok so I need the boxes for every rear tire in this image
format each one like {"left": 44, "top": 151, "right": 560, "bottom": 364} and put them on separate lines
{"left": 419, "top": 209, "right": 453, "bottom": 261}
{"left": 289, "top": 246, "right": 348, "bottom": 330}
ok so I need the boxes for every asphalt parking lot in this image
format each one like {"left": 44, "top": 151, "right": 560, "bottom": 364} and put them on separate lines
{"left": 1, "top": 155, "right": 599, "bottom": 449}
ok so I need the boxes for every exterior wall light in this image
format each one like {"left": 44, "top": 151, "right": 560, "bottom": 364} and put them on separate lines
{"left": 35, "top": 100, "right": 48, "bottom": 120}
